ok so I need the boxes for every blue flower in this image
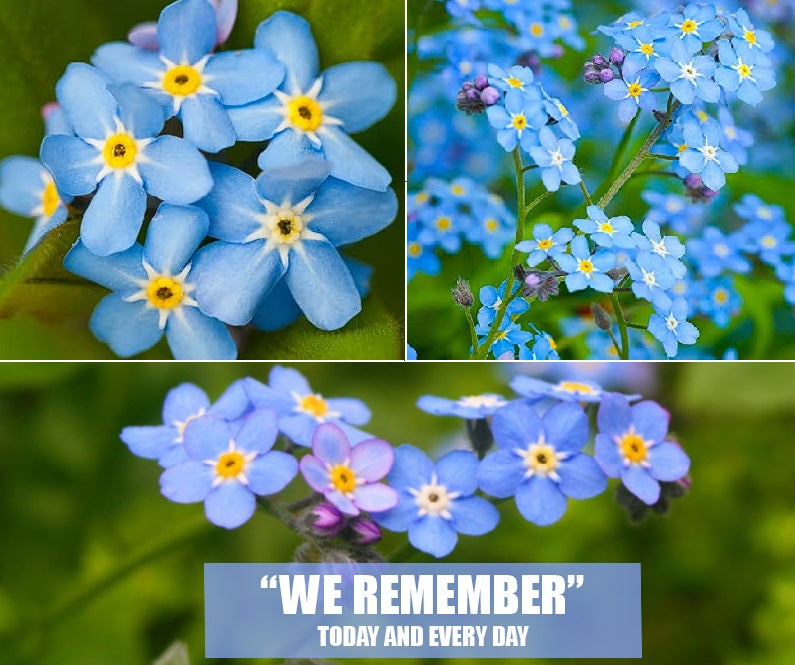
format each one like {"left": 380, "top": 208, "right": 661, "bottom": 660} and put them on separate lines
{"left": 679, "top": 119, "right": 739, "bottom": 191}
{"left": 603, "top": 59, "right": 659, "bottom": 124}
{"left": 511, "top": 374, "right": 640, "bottom": 403}
{"left": 687, "top": 226, "right": 750, "bottom": 277}
{"left": 478, "top": 401, "right": 607, "bottom": 526}
{"left": 696, "top": 277, "right": 741, "bottom": 328}
{"left": 539, "top": 85, "right": 579, "bottom": 140}
{"left": 160, "top": 409, "right": 298, "bottom": 529}
{"left": 300, "top": 424, "right": 398, "bottom": 516}
{"left": 774, "top": 261, "right": 795, "bottom": 305}
{"left": 417, "top": 393, "right": 507, "bottom": 419}
{"left": 243, "top": 366, "right": 372, "bottom": 447}
{"left": 714, "top": 40, "right": 775, "bottom": 107}
{"left": 666, "top": 4, "right": 724, "bottom": 52}
{"left": 476, "top": 280, "right": 529, "bottom": 327}
{"left": 127, "top": 0, "right": 239, "bottom": 52}
{"left": 40, "top": 64, "right": 212, "bottom": 256}
{"left": 487, "top": 64, "right": 534, "bottom": 92}
{"left": 527, "top": 126, "right": 581, "bottom": 191}
{"left": 516, "top": 223, "right": 574, "bottom": 266}
{"left": 477, "top": 320, "right": 533, "bottom": 359}
{"left": 92, "top": 0, "right": 284, "bottom": 153}
{"left": 519, "top": 331, "right": 560, "bottom": 360}
{"left": 408, "top": 224, "right": 441, "bottom": 281}
{"left": 727, "top": 9, "right": 775, "bottom": 62}
{"left": 486, "top": 89, "right": 546, "bottom": 153}
{"left": 189, "top": 160, "right": 396, "bottom": 330}
{"left": 573, "top": 205, "right": 636, "bottom": 249}
{"left": 407, "top": 345, "right": 418, "bottom": 360}
{"left": 595, "top": 393, "right": 690, "bottom": 505}
{"left": 738, "top": 218, "right": 794, "bottom": 265}
{"left": 632, "top": 219, "right": 687, "bottom": 278}
{"left": 0, "top": 156, "right": 71, "bottom": 254}
{"left": 734, "top": 194, "right": 784, "bottom": 225}
{"left": 375, "top": 446, "right": 499, "bottom": 558}
{"left": 647, "top": 296, "right": 699, "bottom": 358}
{"left": 228, "top": 11, "right": 396, "bottom": 191}
{"left": 556, "top": 235, "right": 615, "bottom": 293}
{"left": 626, "top": 253, "right": 677, "bottom": 303}
{"left": 614, "top": 26, "right": 669, "bottom": 72}
{"left": 642, "top": 190, "right": 706, "bottom": 235}
{"left": 654, "top": 39, "right": 720, "bottom": 105}
{"left": 64, "top": 204, "right": 236, "bottom": 360}
{"left": 120, "top": 380, "right": 251, "bottom": 467}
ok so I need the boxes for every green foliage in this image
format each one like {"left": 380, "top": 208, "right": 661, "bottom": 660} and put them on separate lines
{"left": 0, "top": 0, "right": 405, "bottom": 359}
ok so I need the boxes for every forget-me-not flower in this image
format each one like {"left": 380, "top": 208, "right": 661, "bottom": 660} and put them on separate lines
{"left": 603, "top": 59, "right": 659, "bottom": 124}
{"left": 714, "top": 40, "right": 775, "bottom": 107}
{"left": 666, "top": 4, "right": 724, "bottom": 52}
{"left": 486, "top": 88, "right": 546, "bottom": 153}
{"left": 573, "top": 205, "right": 636, "bottom": 249}
{"left": 417, "top": 393, "right": 507, "bottom": 419}
{"left": 527, "top": 126, "right": 581, "bottom": 192}
{"left": 626, "top": 253, "right": 677, "bottom": 303}
{"left": 647, "top": 296, "right": 699, "bottom": 358}
{"left": 516, "top": 223, "right": 574, "bottom": 266}
{"left": 556, "top": 235, "right": 615, "bottom": 293}
{"left": 632, "top": 219, "right": 687, "bottom": 279}
{"left": 678, "top": 119, "right": 739, "bottom": 191}
{"left": 654, "top": 39, "right": 720, "bottom": 105}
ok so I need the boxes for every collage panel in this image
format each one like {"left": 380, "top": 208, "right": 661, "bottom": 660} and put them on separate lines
{"left": 0, "top": 0, "right": 405, "bottom": 360}
{"left": 407, "top": 0, "right": 795, "bottom": 361}
{"left": 2, "top": 361, "right": 795, "bottom": 663}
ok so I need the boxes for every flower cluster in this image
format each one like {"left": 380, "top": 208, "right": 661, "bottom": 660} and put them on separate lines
{"left": 0, "top": 0, "right": 397, "bottom": 359}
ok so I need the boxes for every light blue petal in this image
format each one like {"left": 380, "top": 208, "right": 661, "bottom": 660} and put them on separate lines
{"left": 165, "top": 306, "right": 237, "bottom": 360}
{"left": 91, "top": 42, "right": 164, "bottom": 86}
{"left": 318, "top": 126, "right": 391, "bottom": 192}
{"left": 541, "top": 166, "right": 562, "bottom": 192}
{"left": 679, "top": 148, "right": 705, "bottom": 174}
{"left": 306, "top": 179, "right": 397, "bottom": 246}
{"left": 326, "top": 398, "right": 370, "bottom": 425}
{"left": 160, "top": 461, "right": 213, "bottom": 503}
{"left": 476, "top": 449, "right": 524, "bottom": 498}
{"left": 250, "top": 278, "right": 302, "bottom": 331}
{"left": 227, "top": 96, "right": 284, "bottom": 141}
{"left": 179, "top": 95, "right": 236, "bottom": 153}
{"left": 594, "top": 435, "right": 622, "bottom": 478}
{"left": 254, "top": 11, "right": 319, "bottom": 94}
{"left": 198, "top": 163, "right": 261, "bottom": 242}
{"left": 492, "top": 401, "right": 543, "bottom": 450}
{"left": 205, "top": 482, "right": 256, "bottom": 529}
{"left": 235, "top": 408, "right": 279, "bottom": 453}
{"left": 737, "top": 79, "right": 762, "bottom": 106}
{"left": 701, "top": 161, "right": 725, "bottom": 191}
{"left": 408, "top": 516, "right": 458, "bottom": 558}
{"left": 257, "top": 128, "right": 317, "bottom": 173}
{"left": 449, "top": 496, "right": 499, "bottom": 536}
{"left": 319, "top": 62, "right": 396, "bottom": 133}
{"left": 144, "top": 203, "right": 209, "bottom": 274}
{"left": 64, "top": 241, "right": 144, "bottom": 291}
{"left": 324, "top": 488, "right": 359, "bottom": 516}
{"left": 0, "top": 156, "right": 48, "bottom": 216}
{"left": 350, "top": 438, "right": 393, "bottom": 480}
{"left": 120, "top": 425, "right": 175, "bottom": 461}
{"left": 39, "top": 135, "right": 102, "bottom": 196}
{"left": 284, "top": 238, "right": 361, "bottom": 330}
{"left": 56, "top": 63, "right": 117, "bottom": 140}
{"left": 542, "top": 402, "right": 588, "bottom": 454}
{"left": 183, "top": 416, "right": 234, "bottom": 459}
{"left": 247, "top": 451, "right": 298, "bottom": 495}
{"left": 157, "top": 0, "right": 216, "bottom": 65}
{"left": 597, "top": 393, "right": 632, "bottom": 436}
{"left": 388, "top": 444, "right": 434, "bottom": 491}
{"left": 190, "top": 242, "right": 286, "bottom": 326}
{"left": 208, "top": 379, "right": 251, "bottom": 421}
{"left": 352, "top": 483, "right": 399, "bottom": 513}
{"left": 81, "top": 174, "right": 146, "bottom": 256}
{"left": 162, "top": 382, "right": 210, "bottom": 423}
{"left": 631, "top": 400, "right": 669, "bottom": 443}
{"left": 620, "top": 465, "right": 660, "bottom": 505}
{"left": 204, "top": 49, "right": 284, "bottom": 105}
{"left": 270, "top": 365, "right": 311, "bottom": 395}
{"left": 90, "top": 293, "right": 162, "bottom": 357}
{"left": 373, "top": 496, "right": 419, "bottom": 532}
{"left": 436, "top": 450, "right": 478, "bottom": 496}
{"left": 515, "top": 476, "right": 567, "bottom": 526}
{"left": 299, "top": 454, "right": 328, "bottom": 492}
{"left": 110, "top": 83, "right": 167, "bottom": 138}
{"left": 312, "top": 423, "right": 350, "bottom": 465}
{"left": 648, "top": 441, "right": 690, "bottom": 481}
{"left": 23, "top": 213, "right": 68, "bottom": 255}
{"left": 557, "top": 455, "right": 607, "bottom": 499}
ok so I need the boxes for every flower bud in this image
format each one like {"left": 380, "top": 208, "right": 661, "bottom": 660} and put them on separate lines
{"left": 473, "top": 74, "right": 488, "bottom": 91}
{"left": 480, "top": 86, "right": 500, "bottom": 106}
{"left": 351, "top": 516, "right": 382, "bottom": 545}
{"left": 609, "top": 46, "right": 625, "bottom": 65}
{"left": 599, "top": 68, "right": 615, "bottom": 83}
{"left": 592, "top": 54, "right": 609, "bottom": 68}
{"left": 452, "top": 278, "right": 474, "bottom": 308}
{"left": 592, "top": 303, "right": 613, "bottom": 331}
{"left": 312, "top": 502, "right": 345, "bottom": 537}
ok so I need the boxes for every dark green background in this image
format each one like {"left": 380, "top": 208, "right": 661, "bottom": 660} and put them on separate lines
{"left": 0, "top": 0, "right": 405, "bottom": 359}
{"left": 1, "top": 361, "right": 794, "bottom": 664}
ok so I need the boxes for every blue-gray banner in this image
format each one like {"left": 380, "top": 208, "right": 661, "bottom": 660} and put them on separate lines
{"left": 205, "top": 563, "right": 641, "bottom": 658}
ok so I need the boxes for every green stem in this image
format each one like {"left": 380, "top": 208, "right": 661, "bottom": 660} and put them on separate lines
{"left": 579, "top": 180, "right": 593, "bottom": 206}
{"left": 625, "top": 322, "right": 647, "bottom": 330}
{"left": 646, "top": 152, "right": 678, "bottom": 161}
{"left": 464, "top": 307, "right": 479, "bottom": 353}
{"left": 630, "top": 169, "right": 680, "bottom": 180}
{"left": 598, "top": 97, "right": 680, "bottom": 210}
{"left": 611, "top": 292, "right": 630, "bottom": 360}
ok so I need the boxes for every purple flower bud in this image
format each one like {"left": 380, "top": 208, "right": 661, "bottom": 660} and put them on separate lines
{"left": 583, "top": 64, "right": 602, "bottom": 84}
{"left": 351, "top": 516, "right": 382, "bottom": 545}
{"left": 479, "top": 86, "right": 500, "bottom": 105}
{"left": 473, "top": 74, "right": 488, "bottom": 91}
{"left": 592, "top": 54, "right": 609, "bottom": 68}
{"left": 684, "top": 174, "right": 703, "bottom": 189}
{"left": 312, "top": 502, "right": 345, "bottom": 538}
{"left": 461, "top": 81, "right": 474, "bottom": 91}
{"left": 599, "top": 68, "right": 615, "bottom": 83}
{"left": 703, "top": 188, "right": 718, "bottom": 198}
{"left": 524, "top": 272, "right": 542, "bottom": 289}
{"left": 609, "top": 47, "right": 625, "bottom": 65}
{"left": 465, "top": 88, "right": 480, "bottom": 101}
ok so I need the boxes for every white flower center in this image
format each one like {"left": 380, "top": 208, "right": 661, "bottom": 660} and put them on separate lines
{"left": 651, "top": 239, "right": 669, "bottom": 257}
{"left": 410, "top": 474, "right": 459, "bottom": 519}
{"left": 642, "top": 269, "right": 657, "bottom": 287}
{"left": 457, "top": 395, "right": 506, "bottom": 409}
{"left": 665, "top": 314, "right": 679, "bottom": 331}
{"left": 515, "top": 434, "right": 568, "bottom": 481}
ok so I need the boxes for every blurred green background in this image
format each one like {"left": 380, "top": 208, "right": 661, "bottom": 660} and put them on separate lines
{"left": 0, "top": 0, "right": 405, "bottom": 359}
{"left": 1, "top": 361, "right": 795, "bottom": 664}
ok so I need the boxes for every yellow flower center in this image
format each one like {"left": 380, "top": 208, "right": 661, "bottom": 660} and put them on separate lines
{"left": 274, "top": 215, "right": 304, "bottom": 243}
{"left": 627, "top": 83, "right": 643, "bottom": 98}
{"left": 628, "top": 20, "right": 642, "bottom": 28}
{"left": 435, "top": 216, "right": 452, "bottom": 231}
{"left": 408, "top": 242, "right": 422, "bottom": 257}
{"left": 548, "top": 337, "right": 557, "bottom": 350}
{"left": 761, "top": 235, "right": 777, "bottom": 248}
{"left": 287, "top": 96, "right": 323, "bottom": 131}
{"left": 451, "top": 184, "right": 466, "bottom": 195}
{"left": 506, "top": 76, "right": 523, "bottom": 88}
{"left": 619, "top": 433, "right": 648, "bottom": 463}
{"left": 677, "top": 143, "right": 688, "bottom": 154}
{"left": 578, "top": 259, "right": 595, "bottom": 274}
{"left": 512, "top": 114, "right": 527, "bottom": 130}
{"left": 758, "top": 207, "right": 772, "bottom": 220}
{"left": 216, "top": 451, "right": 246, "bottom": 479}
{"left": 485, "top": 218, "right": 498, "bottom": 232}
{"left": 42, "top": 181, "right": 60, "bottom": 218}
{"left": 103, "top": 133, "right": 138, "bottom": 169}
{"left": 558, "top": 16, "right": 571, "bottom": 29}
{"left": 557, "top": 381, "right": 596, "bottom": 395}
{"left": 599, "top": 222, "right": 615, "bottom": 234}
{"left": 738, "top": 63, "right": 752, "bottom": 78}
{"left": 299, "top": 394, "right": 329, "bottom": 418}
{"left": 163, "top": 65, "right": 202, "bottom": 96}
{"left": 744, "top": 29, "right": 757, "bottom": 45}
{"left": 696, "top": 110, "right": 708, "bottom": 122}
{"left": 530, "top": 23, "right": 544, "bottom": 37}
{"left": 527, "top": 443, "right": 559, "bottom": 474}
{"left": 713, "top": 288, "right": 729, "bottom": 304}
{"left": 680, "top": 19, "right": 697, "bottom": 33}
{"left": 556, "top": 102, "right": 569, "bottom": 117}
{"left": 416, "top": 192, "right": 429, "bottom": 204}
{"left": 329, "top": 465, "right": 357, "bottom": 493}
{"left": 537, "top": 238, "right": 553, "bottom": 250}
{"left": 640, "top": 43, "right": 654, "bottom": 56}
{"left": 146, "top": 277, "right": 184, "bottom": 309}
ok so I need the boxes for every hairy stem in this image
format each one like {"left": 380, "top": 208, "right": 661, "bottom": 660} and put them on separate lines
{"left": 611, "top": 292, "right": 630, "bottom": 360}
